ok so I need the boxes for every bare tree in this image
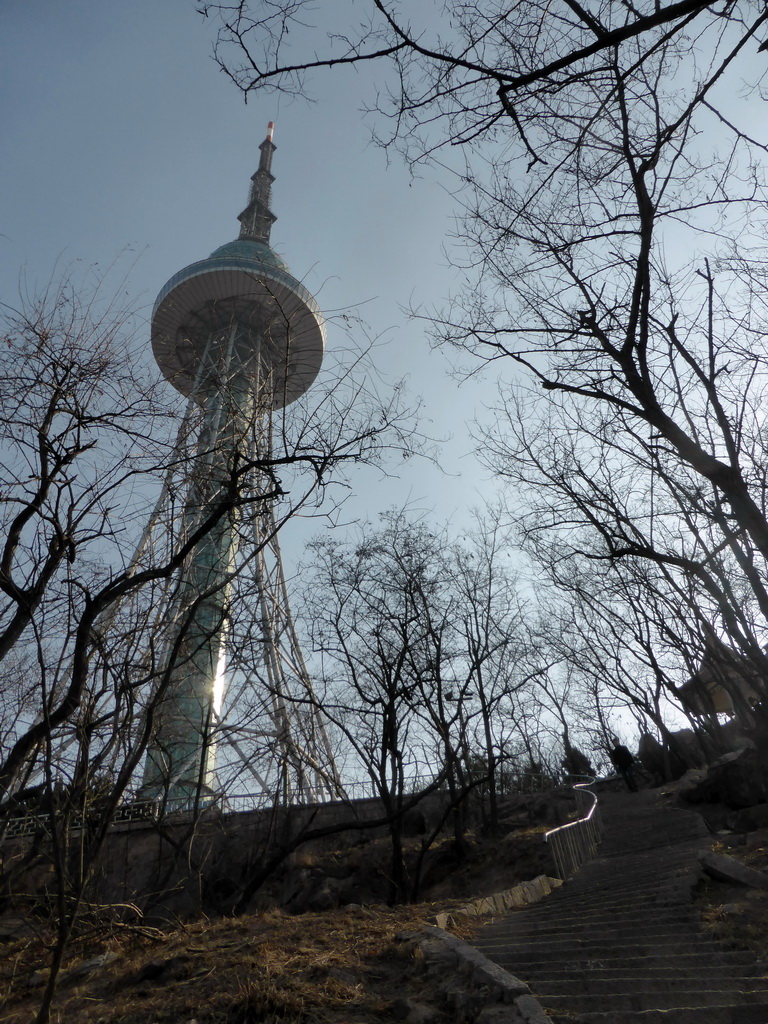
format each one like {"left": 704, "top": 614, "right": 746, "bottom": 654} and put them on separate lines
{"left": 0, "top": 268, "right": 415, "bottom": 1022}
{"left": 481, "top": 387, "right": 768, "bottom": 741}
{"left": 299, "top": 513, "right": 455, "bottom": 901}
{"left": 296, "top": 509, "right": 538, "bottom": 896}
{"left": 450, "top": 512, "right": 535, "bottom": 830}
{"left": 202, "top": 1, "right": 768, "bottom": 714}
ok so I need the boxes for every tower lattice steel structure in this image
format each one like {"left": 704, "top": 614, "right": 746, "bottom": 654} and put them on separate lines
{"left": 140, "top": 125, "right": 338, "bottom": 805}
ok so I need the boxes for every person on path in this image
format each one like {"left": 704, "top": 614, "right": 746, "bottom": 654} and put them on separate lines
{"left": 609, "top": 737, "right": 638, "bottom": 792}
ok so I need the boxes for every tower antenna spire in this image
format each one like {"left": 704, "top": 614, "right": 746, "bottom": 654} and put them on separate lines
{"left": 238, "top": 121, "right": 277, "bottom": 243}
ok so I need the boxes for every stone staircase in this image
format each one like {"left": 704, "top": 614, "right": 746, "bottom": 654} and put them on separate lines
{"left": 473, "top": 789, "right": 768, "bottom": 1023}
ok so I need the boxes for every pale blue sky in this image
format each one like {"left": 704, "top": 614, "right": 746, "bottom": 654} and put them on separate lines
{"left": 0, "top": 1, "right": 502, "bottom": 566}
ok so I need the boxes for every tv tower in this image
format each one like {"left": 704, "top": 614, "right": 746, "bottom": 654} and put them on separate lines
{"left": 141, "top": 124, "right": 336, "bottom": 805}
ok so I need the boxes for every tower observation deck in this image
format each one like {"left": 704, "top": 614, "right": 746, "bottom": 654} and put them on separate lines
{"left": 141, "top": 125, "right": 335, "bottom": 805}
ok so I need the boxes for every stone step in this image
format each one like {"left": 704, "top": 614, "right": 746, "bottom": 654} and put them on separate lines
{"left": 509, "top": 905, "right": 701, "bottom": 926}
{"left": 598, "top": 822, "right": 708, "bottom": 837}
{"left": 476, "top": 919, "right": 715, "bottom": 945}
{"left": 489, "top": 921, "right": 702, "bottom": 942}
{"left": 528, "top": 901, "right": 700, "bottom": 925}
{"left": 532, "top": 907, "right": 698, "bottom": 928}
{"left": 537, "top": 975, "right": 768, "bottom": 997}
{"left": 514, "top": 952, "right": 759, "bottom": 977}
{"left": 557, "top": 878, "right": 699, "bottom": 900}
{"left": 530, "top": 877, "right": 698, "bottom": 899}
{"left": 569, "top": 864, "right": 701, "bottom": 882}
{"left": 599, "top": 819, "right": 708, "bottom": 835}
{"left": 598, "top": 832, "right": 710, "bottom": 852}
{"left": 539, "top": 896, "right": 697, "bottom": 919}
{"left": 591, "top": 849, "right": 704, "bottom": 864}
{"left": 536, "top": 883, "right": 698, "bottom": 911}
{"left": 475, "top": 938, "right": 731, "bottom": 963}
{"left": 474, "top": 792, "right": 762, "bottom": 1024}
{"left": 565, "top": 857, "right": 702, "bottom": 882}
{"left": 540, "top": 987, "right": 768, "bottom": 1013}
{"left": 596, "top": 841, "right": 708, "bottom": 858}
{"left": 550, "top": 1004, "right": 768, "bottom": 1024}
{"left": 566, "top": 859, "right": 701, "bottom": 879}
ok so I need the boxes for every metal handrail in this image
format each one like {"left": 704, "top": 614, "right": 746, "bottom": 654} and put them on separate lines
{"left": 544, "top": 779, "right": 602, "bottom": 879}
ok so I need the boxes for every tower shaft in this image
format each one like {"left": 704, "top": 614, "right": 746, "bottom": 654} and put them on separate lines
{"left": 142, "top": 125, "right": 330, "bottom": 807}
{"left": 142, "top": 319, "right": 268, "bottom": 798}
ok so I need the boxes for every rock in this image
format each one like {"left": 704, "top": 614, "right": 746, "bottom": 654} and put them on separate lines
{"left": 514, "top": 993, "right": 555, "bottom": 1023}
{"left": 402, "top": 809, "right": 427, "bottom": 836}
{"left": 674, "top": 768, "right": 709, "bottom": 802}
{"left": 715, "top": 830, "right": 747, "bottom": 847}
{"left": 129, "top": 953, "right": 191, "bottom": 986}
{"left": 681, "top": 747, "right": 768, "bottom": 808}
{"left": 638, "top": 731, "right": 692, "bottom": 781}
{"left": 61, "top": 951, "right": 118, "bottom": 984}
{"left": 418, "top": 843, "right": 468, "bottom": 893}
{"left": 726, "top": 803, "right": 768, "bottom": 831}
{"left": 698, "top": 849, "right": 768, "bottom": 888}
{"left": 419, "top": 927, "right": 529, "bottom": 1001}
{"left": 475, "top": 1009, "right": 524, "bottom": 1023}
{"left": 0, "top": 918, "right": 35, "bottom": 942}
{"left": 747, "top": 828, "right": 768, "bottom": 850}
{"left": 721, "top": 902, "right": 743, "bottom": 916}
{"left": 440, "top": 977, "right": 480, "bottom": 1017}
{"left": 305, "top": 883, "right": 337, "bottom": 912}
{"left": 283, "top": 870, "right": 359, "bottom": 913}
{"left": 408, "top": 926, "right": 551, "bottom": 1024}
{"left": 134, "top": 958, "right": 171, "bottom": 982}
{"left": 344, "top": 903, "right": 377, "bottom": 918}
{"left": 711, "top": 749, "right": 751, "bottom": 769}
{"left": 418, "top": 937, "right": 459, "bottom": 971}
{"left": 466, "top": 954, "right": 530, "bottom": 1000}
{"left": 390, "top": 998, "right": 441, "bottom": 1023}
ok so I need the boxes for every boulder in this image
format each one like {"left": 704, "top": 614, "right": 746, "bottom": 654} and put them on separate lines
{"left": 402, "top": 809, "right": 427, "bottom": 837}
{"left": 61, "top": 951, "right": 118, "bottom": 985}
{"left": 726, "top": 804, "right": 768, "bottom": 831}
{"left": 715, "top": 831, "right": 747, "bottom": 848}
{"left": 390, "top": 998, "right": 443, "bottom": 1023}
{"left": 680, "top": 747, "right": 768, "bottom": 809}
{"left": 747, "top": 828, "right": 768, "bottom": 850}
{"left": 674, "top": 768, "right": 709, "bottom": 802}
{"left": 638, "top": 731, "right": 697, "bottom": 781}
{"left": 418, "top": 842, "right": 466, "bottom": 890}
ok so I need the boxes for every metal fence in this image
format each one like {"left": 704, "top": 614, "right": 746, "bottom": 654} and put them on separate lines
{"left": 218, "top": 768, "right": 572, "bottom": 816}
{"left": 544, "top": 779, "right": 602, "bottom": 879}
{"left": 2, "top": 766, "right": 590, "bottom": 837}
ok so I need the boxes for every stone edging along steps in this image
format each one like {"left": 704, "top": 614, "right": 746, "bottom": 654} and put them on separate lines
{"left": 433, "top": 874, "right": 564, "bottom": 931}
{"left": 470, "top": 788, "right": 768, "bottom": 1024}
{"left": 395, "top": 875, "right": 562, "bottom": 1023}
{"left": 399, "top": 925, "right": 554, "bottom": 1024}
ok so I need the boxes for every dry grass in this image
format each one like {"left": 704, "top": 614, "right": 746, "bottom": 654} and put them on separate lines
{"left": 0, "top": 821, "right": 552, "bottom": 1023}
{"left": 0, "top": 903, "right": 479, "bottom": 1024}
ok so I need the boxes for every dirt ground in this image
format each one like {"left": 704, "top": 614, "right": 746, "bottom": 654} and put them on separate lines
{"left": 0, "top": 904, "right": 462, "bottom": 1024}
{"left": 0, "top": 826, "right": 549, "bottom": 1024}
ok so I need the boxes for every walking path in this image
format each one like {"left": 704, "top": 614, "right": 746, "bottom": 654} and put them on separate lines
{"left": 474, "top": 788, "right": 768, "bottom": 1023}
